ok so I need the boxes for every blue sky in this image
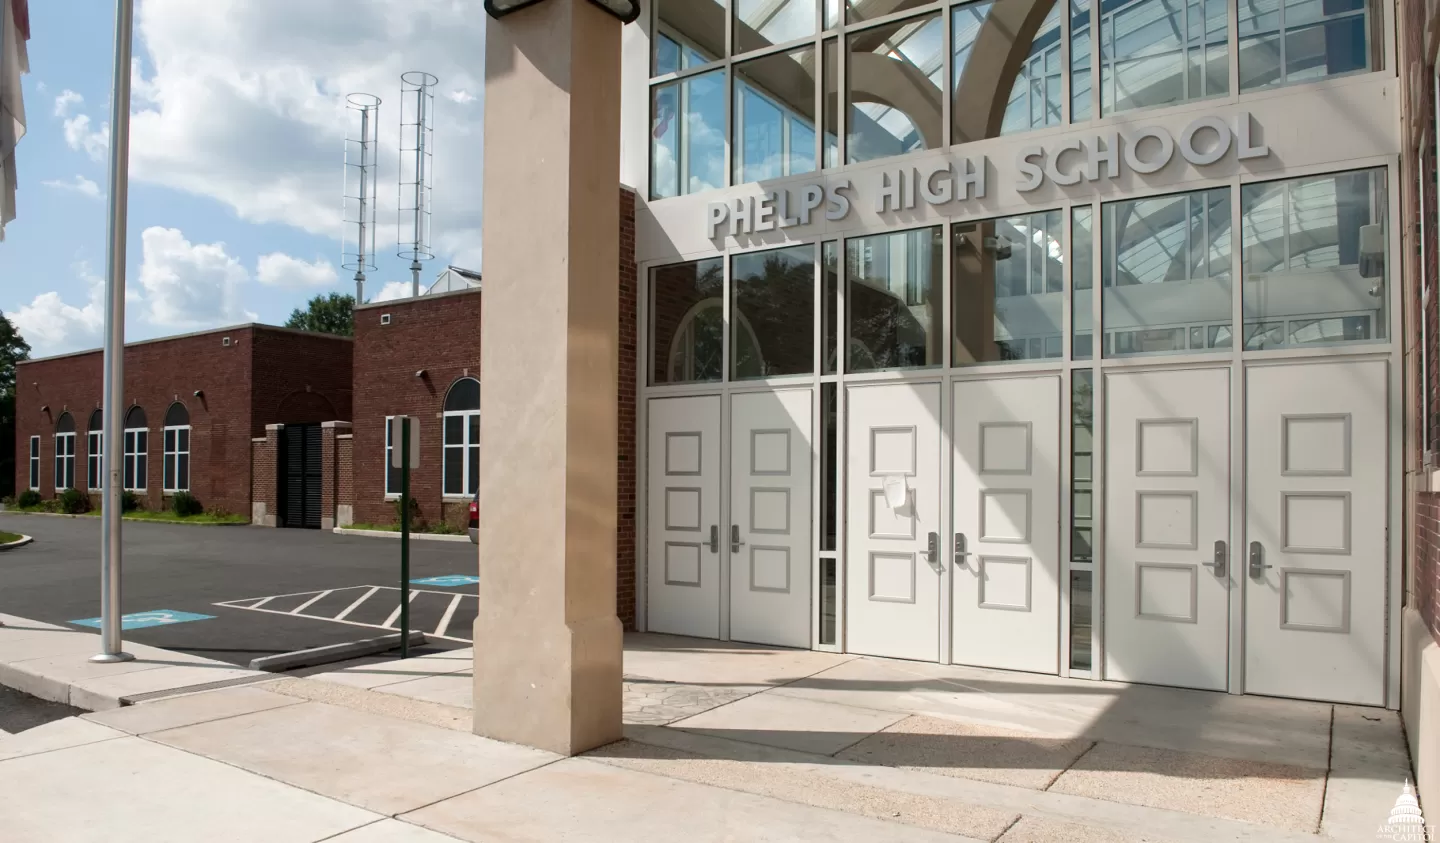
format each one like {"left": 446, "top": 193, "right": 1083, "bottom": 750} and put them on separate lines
{"left": 0, "top": 0, "right": 487, "bottom": 358}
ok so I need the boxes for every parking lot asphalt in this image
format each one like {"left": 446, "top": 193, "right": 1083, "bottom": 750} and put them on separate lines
{"left": 0, "top": 515, "right": 479, "bottom": 667}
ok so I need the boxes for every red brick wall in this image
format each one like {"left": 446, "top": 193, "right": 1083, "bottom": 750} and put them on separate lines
{"left": 17, "top": 327, "right": 255, "bottom": 515}
{"left": 251, "top": 429, "right": 277, "bottom": 525}
{"left": 618, "top": 186, "right": 638, "bottom": 628}
{"left": 1404, "top": 0, "right": 1440, "bottom": 640}
{"left": 250, "top": 328, "right": 354, "bottom": 431}
{"left": 337, "top": 434, "right": 354, "bottom": 525}
{"left": 15, "top": 325, "right": 354, "bottom": 520}
{"left": 351, "top": 289, "right": 483, "bottom": 529}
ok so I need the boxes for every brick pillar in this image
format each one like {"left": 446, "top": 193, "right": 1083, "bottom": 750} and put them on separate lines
{"left": 617, "top": 186, "right": 637, "bottom": 629}
{"left": 337, "top": 434, "right": 354, "bottom": 528}
{"left": 319, "top": 421, "right": 352, "bottom": 530}
{"left": 251, "top": 424, "right": 281, "bottom": 527}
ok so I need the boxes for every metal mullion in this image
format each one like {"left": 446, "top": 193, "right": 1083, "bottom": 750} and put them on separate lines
{"left": 650, "top": 62, "right": 729, "bottom": 87}
{"left": 941, "top": 2, "right": 953, "bottom": 148}
{"left": 1226, "top": 0, "right": 1239, "bottom": 99}
{"left": 811, "top": 240, "right": 827, "bottom": 650}
{"left": 1088, "top": 198, "right": 1104, "bottom": 679}
{"left": 1090, "top": 0, "right": 1102, "bottom": 119}
{"left": 1227, "top": 175, "right": 1245, "bottom": 695}
{"left": 838, "top": 28, "right": 849, "bottom": 166}
{"left": 835, "top": 234, "right": 849, "bottom": 653}
{"left": 733, "top": 33, "right": 824, "bottom": 63}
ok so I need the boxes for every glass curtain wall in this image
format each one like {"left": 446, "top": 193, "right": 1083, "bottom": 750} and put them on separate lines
{"left": 650, "top": 0, "right": 1384, "bottom": 196}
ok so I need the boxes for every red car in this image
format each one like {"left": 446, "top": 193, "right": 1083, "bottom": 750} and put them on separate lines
{"left": 468, "top": 491, "right": 478, "bottom": 544}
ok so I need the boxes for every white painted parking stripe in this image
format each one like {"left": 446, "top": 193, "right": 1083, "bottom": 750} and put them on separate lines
{"left": 334, "top": 586, "right": 380, "bottom": 621}
{"left": 290, "top": 590, "right": 334, "bottom": 615}
{"left": 383, "top": 590, "right": 421, "bottom": 629}
{"left": 434, "top": 593, "right": 463, "bottom": 638}
{"left": 249, "top": 596, "right": 278, "bottom": 610}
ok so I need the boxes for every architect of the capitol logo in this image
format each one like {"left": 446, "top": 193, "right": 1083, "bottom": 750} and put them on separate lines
{"left": 1377, "top": 781, "right": 1429, "bottom": 842}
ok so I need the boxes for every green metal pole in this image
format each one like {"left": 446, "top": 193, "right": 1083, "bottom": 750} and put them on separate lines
{"left": 400, "top": 417, "right": 411, "bottom": 659}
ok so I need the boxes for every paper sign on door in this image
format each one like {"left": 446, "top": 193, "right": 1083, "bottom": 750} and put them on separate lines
{"left": 882, "top": 474, "right": 908, "bottom": 510}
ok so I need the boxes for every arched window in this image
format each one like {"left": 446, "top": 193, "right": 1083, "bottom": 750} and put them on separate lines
{"left": 54, "top": 413, "right": 76, "bottom": 492}
{"left": 87, "top": 410, "right": 104, "bottom": 490}
{"left": 163, "top": 403, "right": 191, "bottom": 493}
{"left": 124, "top": 406, "right": 148, "bottom": 493}
{"left": 442, "top": 377, "right": 480, "bottom": 497}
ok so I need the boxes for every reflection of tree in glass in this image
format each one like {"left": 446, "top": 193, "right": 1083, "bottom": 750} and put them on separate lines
{"left": 845, "top": 248, "right": 931, "bottom": 371}
{"left": 661, "top": 260, "right": 725, "bottom": 383}
{"left": 733, "top": 252, "right": 814, "bottom": 379}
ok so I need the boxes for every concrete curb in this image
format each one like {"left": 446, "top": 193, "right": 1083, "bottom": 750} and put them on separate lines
{"left": 0, "top": 534, "right": 34, "bottom": 551}
{"left": 0, "top": 510, "right": 249, "bottom": 526}
{"left": 0, "top": 612, "right": 271, "bottom": 712}
{"left": 249, "top": 630, "right": 429, "bottom": 672}
{"left": 333, "top": 527, "right": 472, "bottom": 543}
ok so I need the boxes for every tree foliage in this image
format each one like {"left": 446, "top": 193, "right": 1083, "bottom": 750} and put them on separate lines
{"left": 284, "top": 293, "right": 356, "bottom": 337}
{"left": 0, "top": 313, "right": 31, "bottom": 498}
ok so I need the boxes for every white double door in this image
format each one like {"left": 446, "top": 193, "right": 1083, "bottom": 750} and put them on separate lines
{"left": 845, "top": 377, "right": 1060, "bottom": 672}
{"left": 1104, "top": 362, "right": 1387, "bottom": 704}
{"left": 646, "top": 390, "right": 812, "bottom": 648}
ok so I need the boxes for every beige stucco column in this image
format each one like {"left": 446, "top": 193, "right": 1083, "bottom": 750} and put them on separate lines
{"left": 472, "top": 0, "right": 624, "bottom": 756}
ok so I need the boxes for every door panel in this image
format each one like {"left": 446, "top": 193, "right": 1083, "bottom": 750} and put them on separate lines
{"left": 647, "top": 396, "right": 722, "bottom": 639}
{"left": 952, "top": 376, "right": 1060, "bottom": 673}
{"left": 730, "top": 390, "right": 812, "bottom": 648}
{"left": 846, "top": 382, "right": 942, "bottom": 662}
{"left": 1244, "top": 360, "right": 1386, "bottom": 706}
{"left": 1104, "top": 368, "right": 1230, "bottom": 691}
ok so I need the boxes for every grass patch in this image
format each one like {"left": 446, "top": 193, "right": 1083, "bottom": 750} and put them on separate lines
{"left": 0, "top": 531, "right": 23, "bottom": 543}
{"left": 8, "top": 507, "right": 247, "bottom": 525}
{"left": 346, "top": 522, "right": 465, "bottom": 535}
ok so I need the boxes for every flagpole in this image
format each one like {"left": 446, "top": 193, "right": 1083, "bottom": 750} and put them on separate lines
{"left": 92, "top": 0, "right": 134, "bottom": 664}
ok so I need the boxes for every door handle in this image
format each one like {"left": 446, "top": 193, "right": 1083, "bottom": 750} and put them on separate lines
{"left": 1248, "top": 541, "right": 1271, "bottom": 578}
{"left": 1202, "top": 540, "right": 1227, "bottom": 578}
{"left": 954, "top": 532, "right": 971, "bottom": 567}
{"left": 707, "top": 525, "right": 719, "bottom": 554}
{"left": 926, "top": 532, "right": 939, "bottom": 566}
{"left": 731, "top": 524, "right": 745, "bottom": 554}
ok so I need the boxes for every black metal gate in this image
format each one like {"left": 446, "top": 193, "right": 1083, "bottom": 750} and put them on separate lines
{"left": 279, "top": 424, "right": 323, "bottom": 529}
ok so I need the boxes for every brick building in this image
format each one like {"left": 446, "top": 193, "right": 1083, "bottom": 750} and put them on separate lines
{"left": 15, "top": 325, "right": 353, "bottom": 517}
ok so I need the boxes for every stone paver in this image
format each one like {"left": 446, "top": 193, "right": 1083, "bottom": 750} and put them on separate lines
{"left": 998, "top": 816, "right": 1168, "bottom": 842}
{"left": 82, "top": 685, "right": 301, "bottom": 735}
{"left": 671, "top": 691, "right": 907, "bottom": 755}
{"left": 377, "top": 671, "right": 473, "bottom": 708}
{"left": 406, "top": 754, "right": 983, "bottom": 843}
{"left": 0, "top": 735, "right": 379, "bottom": 843}
{"left": 0, "top": 716, "right": 124, "bottom": 762}
{"left": 149, "top": 700, "right": 557, "bottom": 815}
{"left": 624, "top": 632, "right": 853, "bottom": 687}
{"left": 840, "top": 714, "right": 1096, "bottom": 790}
{"left": 623, "top": 678, "right": 755, "bottom": 725}
{"left": 324, "top": 818, "right": 466, "bottom": 842}
{"left": 1049, "top": 741, "right": 1326, "bottom": 831}
{"left": 306, "top": 649, "right": 474, "bottom": 690}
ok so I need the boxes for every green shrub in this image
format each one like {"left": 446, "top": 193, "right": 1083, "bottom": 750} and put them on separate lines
{"left": 58, "top": 488, "right": 90, "bottom": 514}
{"left": 1, "top": 496, "right": 14, "bottom": 509}
{"left": 120, "top": 490, "right": 141, "bottom": 512}
{"left": 17, "top": 490, "right": 41, "bottom": 509}
{"left": 392, "top": 496, "right": 425, "bottom": 529}
{"left": 36, "top": 498, "right": 60, "bottom": 513}
{"left": 427, "top": 522, "right": 460, "bottom": 535}
{"left": 171, "top": 491, "right": 203, "bottom": 517}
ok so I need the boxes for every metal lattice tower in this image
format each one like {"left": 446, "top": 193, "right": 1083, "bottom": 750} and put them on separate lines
{"left": 398, "top": 71, "right": 438, "bottom": 297}
{"left": 341, "top": 93, "right": 381, "bottom": 303}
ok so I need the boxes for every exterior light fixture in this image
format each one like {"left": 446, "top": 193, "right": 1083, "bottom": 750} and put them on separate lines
{"left": 39, "top": 405, "right": 48, "bottom": 413}
{"left": 192, "top": 390, "right": 204, "bottom": 398}
{"left": 415, "top": 369, "right": 427, "bottom": 379}
{"left": 484, "top": 0, "right": 639, "bottom": 23}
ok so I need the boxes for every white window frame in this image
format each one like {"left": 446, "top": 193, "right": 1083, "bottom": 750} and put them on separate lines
{"left": 163, "top": 424, "right": 191, "bottom": 493}
{"left": 54, "top": 431, "right": 75, "bottom": 492}
{"left": 124, "top": 427, "right": 148, "bottom": 493}
{"left": 27, "top": 436, "right": 39, "bottom": 491}
{"left": 88, "top": 429, "right": 103, "bottom": 491}
{"left": 442, "top": 408, "right": 480, "bottom": 498}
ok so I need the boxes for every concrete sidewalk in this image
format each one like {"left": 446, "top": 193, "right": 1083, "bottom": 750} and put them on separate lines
{"left": 0, "top": 614, "right": 1419, "bottom": 842}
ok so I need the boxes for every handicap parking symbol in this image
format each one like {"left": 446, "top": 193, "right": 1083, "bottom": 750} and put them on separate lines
{"left": 70, "top": 610, "right": 215, "bottom": 630}
{"left": 410, "top": 575, "right": 481, "bottom": 587}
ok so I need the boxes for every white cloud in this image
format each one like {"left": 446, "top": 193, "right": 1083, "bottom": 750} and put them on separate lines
{"left": 128, "top": 0, "right": 486, "bottom": 262}
{"left": 256, "top": 252, "right": 339, "bottom": 288}
{"left": 446, "top": 89, "right": 474, "bottom": 104}
{"left": 41, "top": 175, "right": 103, "bottom": 200}
{"left": 11, "top": 263, "right": 108, "bottom": 356}
{"left": 369, "top": 281, "right": 412, "bottom": 303}
{"left": 53, "top": 90, "right": 83, "bottom": 117}
{"left": 138, "top": 227, "right": 255, "bottom": 328}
